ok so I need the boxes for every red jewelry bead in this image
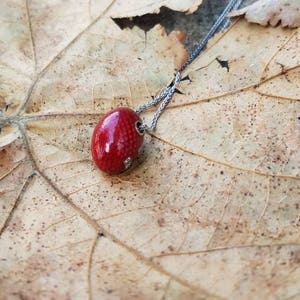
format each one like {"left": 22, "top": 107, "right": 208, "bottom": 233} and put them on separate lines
{"left": 91, "top": 107, "right": 144, "bottom": 174}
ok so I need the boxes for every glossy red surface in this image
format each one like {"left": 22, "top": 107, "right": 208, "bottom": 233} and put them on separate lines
{"left": 91, "top": 107, "right": 144, "bottom": 174}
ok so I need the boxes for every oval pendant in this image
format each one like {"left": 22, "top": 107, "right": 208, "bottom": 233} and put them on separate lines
{"left": 91, "top": 107, "right": 144, "bottom": 174}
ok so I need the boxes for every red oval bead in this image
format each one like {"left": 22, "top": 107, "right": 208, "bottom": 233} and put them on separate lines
{"left": 91, "top": 107, "right": 144, "bottom": 174}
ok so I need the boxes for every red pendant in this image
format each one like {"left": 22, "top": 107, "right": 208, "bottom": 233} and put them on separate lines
{"left": 91, "top": 107, "right": 144, "bottom": 174}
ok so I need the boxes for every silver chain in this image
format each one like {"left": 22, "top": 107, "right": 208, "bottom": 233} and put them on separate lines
{"left": 135, "top": 0, "right": 244, "bottom": 132}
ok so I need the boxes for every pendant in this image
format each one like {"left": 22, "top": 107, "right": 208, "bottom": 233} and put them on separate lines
{"left": 91, "top": 107, "right": 144, "bottom": 174}
{"left": 90, "top": 2, "right": 242, "bottom": 175}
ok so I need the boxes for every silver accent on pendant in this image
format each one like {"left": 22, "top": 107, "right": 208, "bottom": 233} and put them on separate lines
{"left": 135, "top": 120, "right": 145, "bottom": 136}
{"left": 124, "top": 157, "right": 133, "bottom": 170}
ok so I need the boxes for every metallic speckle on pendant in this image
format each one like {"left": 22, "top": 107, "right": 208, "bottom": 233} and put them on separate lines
{"left": 124, "top": 157, "right": 133, "bottom": 170}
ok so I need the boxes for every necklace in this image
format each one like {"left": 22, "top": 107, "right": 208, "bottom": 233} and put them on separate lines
{"left": 91, "top": 0, "right": 244, "bottom": 174}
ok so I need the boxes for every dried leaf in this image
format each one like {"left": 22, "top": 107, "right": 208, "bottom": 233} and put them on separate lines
{"left": 230, "top": 0, "right": 300, "bottom": 28}
{"left": 92, "top": 0, "right": 203, "bottom": 18}
{"left": 1, "top": 1, "right": 300, "bottom": 299}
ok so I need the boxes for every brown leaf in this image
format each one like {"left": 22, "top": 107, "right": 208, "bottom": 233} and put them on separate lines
{"left": 1, "top": 1, "right": 300, "bottom": 300}
{"left": 230, "top": 0, "right": 300, "bottom": 28}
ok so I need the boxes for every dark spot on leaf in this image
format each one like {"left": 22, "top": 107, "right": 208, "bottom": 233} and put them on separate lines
{"left": 174, "top": 88, "right": 184, "bottom": 95}
{"left": 181, "top": 75, "right": 191, "bottom": 82}
{"left": 157, "top": 217, "right": 165, "bottom": 227}
{"left": 98, "top": 232, "right": 105, "bottom": 238}
{"left": 216, "top": 57, "right": 229, "bottom": 72}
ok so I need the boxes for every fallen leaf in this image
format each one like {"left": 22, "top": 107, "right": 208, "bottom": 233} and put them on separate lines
{"left": 1, "top": 1, "right": 300, "bottom": 300}
{"left": 230, "top": 0, "right": 300, "bottom": 28}
{"left": 93, "top": 0, "right": 203, "bottom": 18}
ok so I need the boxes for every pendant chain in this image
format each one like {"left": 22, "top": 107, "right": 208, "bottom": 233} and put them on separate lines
{"left": 135, "top": 0, "right": 244, "bottom": 132}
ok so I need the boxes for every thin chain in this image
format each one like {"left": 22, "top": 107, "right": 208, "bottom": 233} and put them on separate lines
{"left": 135, "top": 0, "right": 244, "bottom": 131}
{"left": 179, "top": 0, "right": 244, "bottom": 73}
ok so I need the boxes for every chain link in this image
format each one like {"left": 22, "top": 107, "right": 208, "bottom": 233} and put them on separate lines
{"left": 135, "top": 0, "right": 244, "bottom": 132}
